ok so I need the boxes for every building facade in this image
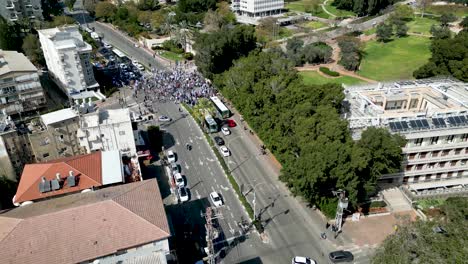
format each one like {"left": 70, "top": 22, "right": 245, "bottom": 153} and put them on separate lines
{"left": 0, "top": 124, "right": 33, "bottom": 181}
{"left": 38, "top": 26, "right": 99, "bottom": 97}
{"left": 28, "top": 108, "right": 85, "bottom": 163}
{"left": 234, "top": 0, "right": 283, "bottom": 17}
{"left": 0, "top": 0, "right": 43, "bottom": 23}
{"left": 0, "top": 50, "right": 46, "bottom": 117}
{"left": 344, "top": 79, "right": 468, "bottom": 200}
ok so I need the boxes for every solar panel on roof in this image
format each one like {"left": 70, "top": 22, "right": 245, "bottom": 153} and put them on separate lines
{"left": 460, "top": 116, "right": 467, "bottom": 124}
{"left": 51, "top": 179, "right": 60, "bottom": 190}
{"left": 432, "top": 118, "right": 440, "bottom": 127}
{"left": 416, "top": 119, "right": 423, "bottom": 128}
{"left": 401, "top": 122, "right": 409, "bottom": 129}
{"left": 421, "top": 119, "right": 430, "bottom": 128}
{"left": 43, "top": 181, "right": 51, "bottom": 192}
{"left": 410, "top": 120, "right": 418, "bottom": 128}
{"left": 67, "top": 175, "right": 76, "bottom": 187}
{"left": 389, "top": 122, "right": 397, "bottom": 131}
{"left": 448, "top": 116, "right": 456, "bottom": 125}
{"left": 454, "top": 116, "right": 462, "bottom": 124}
{"left": 395, "top": 122, "right": 403, "bottom": 130}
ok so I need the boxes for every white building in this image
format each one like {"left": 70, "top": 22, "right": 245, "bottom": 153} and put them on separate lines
{"left": 234, "top": 0, "right": 283, "bottom": 17}
{"left": 0, "top": 50, "right": 46, "bottom": 116}
{"left": 344, "top": 79, "right": 468, "bottom": 200}
{"left": 38, "top": 26, "right": 99, "bottom": 97}
{"left": 77, "top": 108, "right": 136, "bottom": 157}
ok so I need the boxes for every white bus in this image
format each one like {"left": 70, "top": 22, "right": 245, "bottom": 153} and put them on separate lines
{"left": 112, "top": 48, "right": 127, "bottom": 59}
{"left": 210, "top": 96, "right": 230, "bottom": 119}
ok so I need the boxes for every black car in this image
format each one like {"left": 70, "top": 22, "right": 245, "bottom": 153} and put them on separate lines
{"left": 214, "top": 136, "right": 225, "bottom": 146}
{"left": 329, "top": 251, "right": 354, "bottom": 263}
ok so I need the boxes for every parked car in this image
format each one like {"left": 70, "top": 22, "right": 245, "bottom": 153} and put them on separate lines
{"left": 103, "top": 42, "right": 112, "bottom": 49}
{"left": 221, "top": 127, "right": 231, "bottom": 136}
{"left": 226, "top": 119, "right": 236, "bottom": 127}
{"left": 109, "top": 55, "right": 115, "bottom": 61}
{"left": 210, "top": 192, "right": 223, "bottom": 207}
{"left": 136, "top": 63, "right": 145, "bottom": 71}
{"left": 159, "top": 115, "right": 171, "bottom": 122}
{"left": 171, "top": 163, "right": 179, "bottom": 174}
{"left": 328, "top": 251, "right": 354, "bottom": 263}
{"left": 178, "top": 187, "right": 189, "bottom": 202}
{"left": 220, "top": 146, "right": 230, "bottom": 157}
{"left": 167, "top": 150, "right": 176, "bottom": 163}
{"left": 119, "top": 63, "right": 127, "bottom": 70}
{"left": 292, "top": 256, "right": 316, "bottom": 264}
{"left": 214, "top": 136, "right": 225, "bottom": 146}
{"left": 174, "top": 172, "right": 184, "bottom": 188}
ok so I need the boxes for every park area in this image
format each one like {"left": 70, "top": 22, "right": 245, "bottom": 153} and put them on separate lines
{"left": 300, "top": 71, "right": 366, "bottom": 86}
{"left": 358, "top": 36, "right": 431, "bottom": 81}
{"left": 286, "top": 0, "right": 356, "bottom": 18}
{"left": 407, "top": 16, "right": 438, "bottom": 35}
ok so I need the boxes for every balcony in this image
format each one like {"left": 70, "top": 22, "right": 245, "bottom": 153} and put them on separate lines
{"left": 6, "top": 2, "right": 14, "bottom": 9}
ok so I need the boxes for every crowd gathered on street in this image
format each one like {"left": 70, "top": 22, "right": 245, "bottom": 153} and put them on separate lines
{"left": 132, "top": 66, "right": 216, "bottom": 109}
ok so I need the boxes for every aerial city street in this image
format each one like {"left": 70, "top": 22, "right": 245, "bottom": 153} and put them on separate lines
{"left": 0, "top": 0, "right": 467, "bottom": 263}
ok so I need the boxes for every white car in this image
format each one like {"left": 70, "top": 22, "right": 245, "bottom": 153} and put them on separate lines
{"left": 119, "top": 63, "right": 127, "bottom": 69}
{"left": 134, "top": 43, "right": 139, "bottom": 48}
{"left": 167, "top": 150, "right": 176, "bottom": 163}
{"left": 292, "top": 256, "right": 316, "bottom": 264}
{"left": 109, "top": 55, "right": 115, "bottom": 61}
{"left": 159, "top": 115, "right": 171, "bottom": 122}
{"left": 103, "top": 42, "right": 112, "bottom": 49}
{"left": 84, "top": 27, "right": 93, "bottom": 33}
{"left": 178, "top": 187, "right": 189, "bottom": 202}
{"left": 174, "top": 172, "right": 184, "bottom": 188}
{"left": 221, "top": 127, "right": 231, "bottom": 136}
{"left": 220, "top": 146, "right": 230, "bottom": 157}
{"left": 210, "top": 192, "right": 223, "bottom": 207}
{"left": 171, "top": 163, "right": 179, "bottom": 174}
{"left": 136, "top": 63, "right": 145, "bottom": 71}
{"left": 132, "top": 60, "right": 139, "bottom": 67}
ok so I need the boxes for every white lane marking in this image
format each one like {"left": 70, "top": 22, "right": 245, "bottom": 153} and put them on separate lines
{"left": 184, "top": 162, "right": 189, "bottom": 170}
{"left": 227, "top": 223, "right": 235, "bottom": 235}
{"left": 195, "top": 190, "right": 201, "bottom": 200}
{"left": 220, "top": 185, "right": 229, "bottom": 191}
{"left": 231, "top": 212, "right": 234, "bottom": 218}
{"left": 214, "top": 178, "right": 217, "bottom": 183}
{"left": 176, "top": 141, "right": 180, "bottom": 145}
{"left": 199, "top": 159, "right": 204, "bottom": 166}
{"left": 228, "top": 160, "right": 236, "bottom": 164}
{"left": 207, "top": 158, "right": 215, "bottom": 162}
{"left": 226, "top": 205, "right": 231, "bottom": 211}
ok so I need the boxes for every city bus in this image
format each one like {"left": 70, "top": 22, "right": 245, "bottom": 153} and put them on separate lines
{"left": 210, "top": 96, "right": 231, "bottom": 119}
{"left": 204, "top": 115, "right": 218, "bottom": 133}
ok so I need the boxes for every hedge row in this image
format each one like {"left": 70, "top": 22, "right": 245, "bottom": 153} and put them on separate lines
{"left": 319, "top": 67, "right": 340, "bottom": 77}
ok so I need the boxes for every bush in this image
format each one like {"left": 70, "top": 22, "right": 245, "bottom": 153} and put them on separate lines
{"left": 162, "top": 40, "right": 184, "bottom": 54}
{"left": 319, "top": 67, "right": 340, "bottom": 77}
{"left": 370, "top": 200, "right": 387, "bottom": 208}
{"left": 183, "top": 52, "right": 194, "bottom": 60}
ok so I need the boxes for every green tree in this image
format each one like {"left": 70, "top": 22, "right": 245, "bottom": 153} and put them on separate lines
{"left": 337, "top": 36, "right": 362, "bottom": 71}
{"left": 256, "top": 17, "right": 280, "bottom": 43}
{"left": 0, "top": 175, "right": 17, "bottom": 209}
{"left": 439, "top": 12, "right": 457, "bottom": 27}
{"left": 137, "top": 0, "right": 159, "bottom": 11}
{"left": 192, "top": 98, "right": 216, "bottom": 124}
{"left": 45, "top": 15, "right": 76, "bottom": 28}
{"left": 0, "top": 17, "right": 22, "bottom": 51}
{"left": 417, "top": 0, "right": 432, "bottom": 18}
{"left": 22, "top": 34, "right": 45, "bottom": 66}
{"left": 430, "top": 25, "right": 451, "bottom": 39}
{"left": 390, "top": 4, "right": 414, "bottom": 22}
{"left": 395, "top": 23, "right": 408, "bottom": 37}
{"left": 138, "top": 11, "right": 152, "bottom": 25}
{"left": 376, "top": 23, "right": 393, "bottom": 42}
{"left": 302, "top": 42, "right": 332, "bottom": 64}
{"left": 194, "top": 25, "right": 257, "bottom": 78}
{"left": 64, "top": 0, "right": 76, "bottom": 11}
{"left": 41, "top": 0, "right": 63, "bottom": 21}
{"left": 460, "top": 16, "right": 468, "bottom": 30}
{"left": 83, "top": 0, "right": 97, "bottom": 16}
{"left": 303, "top": 0, "right": 320, "bottom": 14}
{"left": 95, "top": 2, "right": 117, "bottom": 22}
{"left": 178, "top": 0, "right": 216, "bottom": 13}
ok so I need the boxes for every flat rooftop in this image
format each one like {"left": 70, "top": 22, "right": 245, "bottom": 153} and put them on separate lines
{"left": 41, "top": 108, "right": 77, "bottom": 126}
{"left": 0, "top": 50, "right": 37, "bottom": 77}
{"left": 344, "top": 79, "right": 468, "bottom": 138}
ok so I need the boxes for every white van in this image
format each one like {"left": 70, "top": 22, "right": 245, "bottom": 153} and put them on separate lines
{"left": 91, "top": 32, "right": 99, "bottom": 40}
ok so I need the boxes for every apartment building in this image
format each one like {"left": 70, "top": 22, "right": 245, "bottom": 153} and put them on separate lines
{"left": 28, "top": 108, "right": 85, "bottom": 163}
{"left": 0, "top": 0, "right": 43, "bottom": 23}
{"left": 234, "top": 0, "right": 283, "bottom": 17}
{"left": 0, "top": 50, "right": 46, "bottom": 117}
{"left": 38, "top": 26, "right": 99, "bottom": 97}
{"left": 344, "top": 79, "right": 468, "bottom": 200}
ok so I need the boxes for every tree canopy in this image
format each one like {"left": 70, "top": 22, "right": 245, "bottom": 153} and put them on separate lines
{"left": 332, "top": 0, "right": 395, "bottom": 16}
{"left": 337, "top": 36, "right": 363, "bottom": 71}
{"left": 372, "top": 197, "right": 468, "bottom": 264}
{"left": 413, "top": 30, "right": 468, "bottom": 81}
{"left": 214, "top": 50, "right": 405, "bottom": 217}
{"left": 194, "top": 25, "right": 257, "bottom": 79}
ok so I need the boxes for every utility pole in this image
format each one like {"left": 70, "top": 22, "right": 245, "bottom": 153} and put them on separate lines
{"left": 202, "top": 207, "right": 223, "bottom": 264}
{"left": 332, "top": 189, "right": 348, "bottom": 238}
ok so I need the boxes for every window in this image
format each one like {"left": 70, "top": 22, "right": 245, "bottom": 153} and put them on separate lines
{"left": 457, "top": 171, "right": 463, "bottom": 177}
{"left": 59, "top": 134, "right": 64, "bottom": 142}
{"left": 43, "top": 153, "right": 49, "bottom": 158}
{"left": 425, "top": 175, "right": 432, "bottom": 181}
{"left": 119, "top": 131, "right": 125, "bottom": 136}
{"left": 447, "top": 172, "right": 453, "bottom": 178}
{"left": 415, "top": 138, "right": 423, "bottom": 146}
{"left": 447, "top": 135, "right": 455, "bottom": 143}
{"left": 408, "top": 153, "right": 416, "bottom": 160}
{"left": 417, "top": 164, "right": 423, "bottom": 170}
{"left": 436, "top": 173, "right": 443, "bottom": 180}
{"left": 462, "top": 134, "right": 468, "bottom": 142}
{"left": 403, "top": 177, "right": 409, "bottom": 183}
{"left": 455, "top": 148, "right": 462, "bottom": 155}
{"left": 462, "top": 160, "right": 467, "bottom": 166}
{"left": 413, "top": 176, "right": 420, "bottom": 183}
{"left": 101, "top": 134, "right": 105, "bottom": 137}
{"left": 439, "top": 162, "right": 446, "bottom": 168}
{"left": 406, "top": 165, "right": 413, "bottom": 171}
{"left": 442, "top": 150, "right": 450, "bottom": 156}
{"left": 430, "top": 136, "right": 439, "bottom": 145}
{"left": 431, "top": 151, "right": 439, "bottom": 157}
{"left": 419, "top": 152, "right": 427, "bottom": 159}
{"left": 451, "top": 161, "right": 458, "bottom": 166}
{"left": 428, "top": 163, "right": 435, "bottom": 169}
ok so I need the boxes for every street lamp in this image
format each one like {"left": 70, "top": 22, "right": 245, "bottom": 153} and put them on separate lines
{"left": 247, "top": 182, "right": 266, "bottom": 221}
{"left": 332, "top": 189, "right": 348, "bottom": 238}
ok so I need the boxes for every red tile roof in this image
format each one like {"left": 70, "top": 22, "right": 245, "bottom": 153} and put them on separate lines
{"left": 0, "top": 179, "right": 170, "bottom": 264}
{"left": 14, "top": 151, "right": 102, "bottom": 203}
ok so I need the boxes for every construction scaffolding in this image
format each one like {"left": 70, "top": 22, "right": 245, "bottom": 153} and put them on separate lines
{"left": 203, "top": 207, "right": 223, "bottom": 264}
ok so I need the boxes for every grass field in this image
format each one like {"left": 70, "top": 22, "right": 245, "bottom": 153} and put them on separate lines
{"left": 324, "top": 0, "right": 356, "bottom": 17}
{"left": 285, "top": 0, "right": 356, "bottom": 18}
{"left": 358, "top": 36, "right": 431, "bottom": 81}
{"left": 407, "top": 16, "right": 438, "bottom": 35}
{"left": 425, "top": 4, "right": 468, "bottom": 18}
{"left": 160, "top": 51, "right": 184, "bottom": 61}
{"left": 300, "top": 71, "right": 366, "bottom": 86}
{"left": 304, "top": 20, "right": 328, "bottom": 29}
{"left": 363, "top": 27, "right": 377, "bottom": 35}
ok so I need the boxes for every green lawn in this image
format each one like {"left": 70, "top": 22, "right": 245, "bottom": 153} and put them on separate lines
{"left": 324, "top": 0, "right": 356, "bottom": 17}
{"left": 300, "top": 71, "right": 366, "bottom": 86}
{"left": 159, "top": 51, "right": 184, "bottom": 61}
{"left": 285, "top": 0, "right": 331, "bottom": 18}
{"left": 358, "top": 36, "right": 431, "bottom": 81}
{"left": 304, "top": 21, "right": 328, "bottom": 29}
{"left": 363, "top": 27, "right": 376, "bottom": 35}
{"left": 407, "top": 16, "right": 437, "bottom": 35}
{"left": 425, "top": 5, "right": 468, "bottom": 18}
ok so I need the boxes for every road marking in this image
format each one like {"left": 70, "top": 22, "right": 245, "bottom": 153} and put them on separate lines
{"left": 211, "top": 186, "right": 216, "bottom": 193}
{"left": 199, "top": 159, "right": 204, "bottom": 166}
{"left": 176, "top": 141, "right": 180, "bottom": 145}
{"left": 231, "top": 212, "right": 234, "bottom": 218}
{"left": 220, "top": 185, "right": 229, "bottom": 191}
{"left": 195, "top": 190, "right": 201, "bottom": 200}
{"left": 227, "top": 223, "right": 235, "bottom": 235}
{"left": 184, "top": 162, "right": 189, "bottom": 170}
{"left": 207, "top": 158, "right": 215, "bottom": 162}
{"left": 228, "top": 160, "right": 236, "bottom": 164}
{"left": 226, "top": 205, "right": 230, "bottom": 211}
{"left": 214, "top": 178, "right": 217, "bottom": 183}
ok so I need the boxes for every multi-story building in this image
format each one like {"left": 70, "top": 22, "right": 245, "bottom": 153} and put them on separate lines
{"left": 344, "top": 79, "right": 468, "bottom": 200}
{"left": 38, "top": 26, "right": 99, "bottom": 97}
{"left": 28, "top": 108, "right": 85, "bottom": 162}
{"left": 0, "top": 0, "right": 43, "bottom": 23}
{"left": 78, "top": 108, "right": 136, "bottom": 156}
{"left": 0, "top": 50, "right": 46, "bottom": 117}
{"left": 235, "top": 0, "right": 283, "bottom": 17}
